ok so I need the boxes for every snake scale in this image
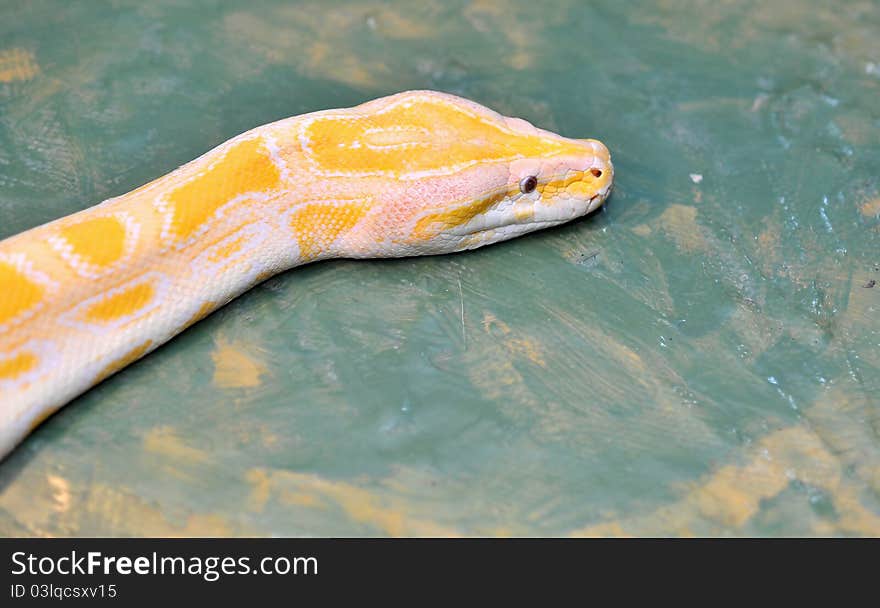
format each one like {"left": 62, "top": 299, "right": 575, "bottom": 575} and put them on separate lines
{"left": 0, "top": 90, "right": 613, "bottom": 459}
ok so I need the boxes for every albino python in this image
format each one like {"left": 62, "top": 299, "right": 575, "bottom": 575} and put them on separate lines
{"left": 0, "top": 90, "right": 613, "bottom": 459}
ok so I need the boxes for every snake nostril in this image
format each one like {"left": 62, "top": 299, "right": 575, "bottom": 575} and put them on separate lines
{"left": 590, "top": 168, "right": 603, "bottom": 178}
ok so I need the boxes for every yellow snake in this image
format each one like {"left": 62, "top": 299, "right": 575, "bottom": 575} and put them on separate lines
{"left": 0, "top": 90, "right": 613, "bottom": 459}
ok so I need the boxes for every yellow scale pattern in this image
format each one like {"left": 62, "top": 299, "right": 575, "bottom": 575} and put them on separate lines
{"left": 59, "top": 216, "right": 127, "bottom": 268}
{"left": 289, "top": 200, "right": 372, "bottom": 259}
{"left": 413, "top": 191, "right": 507, "bottom": 240}
{"left": 304, "top": 96, "right": 585, "bottom": 177}
{"left": 538, "top": 169, "right": 605, "bottom": 199}
{"left": 204, "top": 234, "right": 249, "bottom": 266}
{"left": 0, "top": 351, "right": 38, "bottom": 381}
{"left": 95, "top": 340, "right": 153, "bottom": 384}
{"left": 166, "top": 138, "right": 281, "bottom": 240}
{"left": 0, "top": 262, "right": 44, "bottom": 326}
{"left": 84, "top": 282, "right": 155, "bottom": 323}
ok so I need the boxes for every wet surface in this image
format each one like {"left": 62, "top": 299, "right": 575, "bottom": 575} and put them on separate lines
{"left": 0, "top": 0, "right": 878, "bottom": 536}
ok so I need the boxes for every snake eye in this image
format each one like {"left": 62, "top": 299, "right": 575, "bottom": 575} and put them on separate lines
{"left": 519, "top": 175, "right": 538, "bottom": 194}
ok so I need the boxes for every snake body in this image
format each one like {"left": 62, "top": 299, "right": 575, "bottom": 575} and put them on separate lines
{"left": 0, "top": 91, "right": 613, "bottom": 459}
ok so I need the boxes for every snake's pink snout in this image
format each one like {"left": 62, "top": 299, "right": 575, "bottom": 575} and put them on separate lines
{"left": 579, "top": 138, "right": 614, "bottom": 200}
{"left": 581, "top": 138, "right": 612, "bottom": 173}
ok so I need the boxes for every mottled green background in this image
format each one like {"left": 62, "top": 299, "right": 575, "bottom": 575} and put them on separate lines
{"left": 0, "top": 0, "right": 878, "bottom": 536}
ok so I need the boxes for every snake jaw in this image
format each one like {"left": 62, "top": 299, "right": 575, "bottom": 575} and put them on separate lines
{"left": 440, "top": 137, "right": 614, "bottom": 249}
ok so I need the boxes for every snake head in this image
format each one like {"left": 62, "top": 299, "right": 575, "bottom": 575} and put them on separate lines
{"left": 295, "top": 90, "right": 613, "bottom": 257}
{"left": 383, "top": 92, "right": 613, "bottom": 254}
{"left": 425, "top": 127, "right": 614, "bottom": 253}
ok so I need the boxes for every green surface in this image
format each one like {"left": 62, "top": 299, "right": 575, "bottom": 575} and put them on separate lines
{"left": 0, "top": 0, "right": 878, "bottom": 536}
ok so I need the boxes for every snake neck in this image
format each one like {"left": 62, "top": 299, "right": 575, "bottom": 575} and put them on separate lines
{"left": 0, "top": 119, "right": 349, "bottom": 455}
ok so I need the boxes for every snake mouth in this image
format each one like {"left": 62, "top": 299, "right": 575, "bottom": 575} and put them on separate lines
{"left": 451, "top": 180, "right": 612, "bottom": 240}
{"left": 455, "top": 190, "right": 610, "bottom": 244}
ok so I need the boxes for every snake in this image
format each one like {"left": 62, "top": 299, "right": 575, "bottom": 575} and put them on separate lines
{"left": 0, "top": 90, "right": 613, "bottom": 459}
